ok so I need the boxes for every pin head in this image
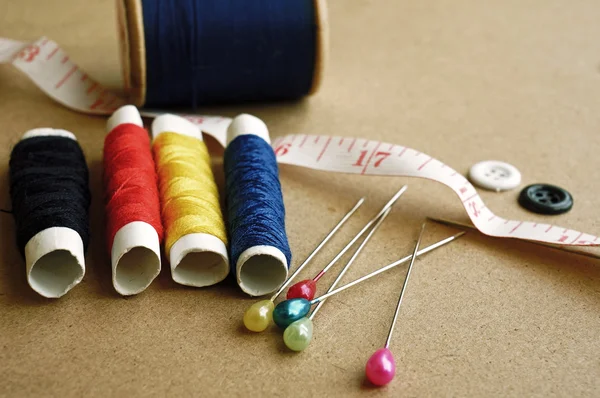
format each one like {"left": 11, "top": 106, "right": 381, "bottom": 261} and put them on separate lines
{"left": 243, "top": 300, "right": 274, "bottom": 332}
{"left": 286, "top": 279, "right": 317, "bottom": 300}
{"left": 365, "top": 348, "right": 396, "bottom": 386}
{"left": 283, "top": 317, "right": 313, "bottom": 351}
{"left": 273, "top": 298, "right": 311, "bottom": 328}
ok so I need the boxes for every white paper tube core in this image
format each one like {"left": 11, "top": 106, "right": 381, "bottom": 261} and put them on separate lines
{"left": 227, "top": 114, "right": 289, "bottom": 296}
{"left": 226, "top": 113, "right": 271, "bottom": 145}
{"left": 106, "top": 104, "right": 143, "bottom": 131}
{"left": 236, "top": 245, "right": 289, "bottom": 296}
{"left": 170, "top": 233, "right": 229, "bottom": 287}
{"left": 151, "top": 114, "right": 202, "bottom": 140}
{"left": 24, "top": 227, "right": 85, "bottom": 298}
{"left": 111, "top": 221, "right": 161, "bottom": 295}
{"left": 22, "top": 128, "right": 76, "bottom": 141}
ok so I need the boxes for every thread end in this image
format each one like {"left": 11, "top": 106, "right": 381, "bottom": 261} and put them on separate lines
{"left": 151, "top": 114, "right": 202, "bottom": 141}
{"left": 22, "top": 128, "right": 76, "bottom": 141}
{"left": 107, "top": 105, "right": 143, "bottom": 132}
{"left": 226, "top": 114, "right": 271, "bottom": 145}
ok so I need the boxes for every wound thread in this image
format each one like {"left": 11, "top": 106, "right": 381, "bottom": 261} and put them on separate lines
{"left": 103, "top": 123, "right": 163, "bottom": 251}
{"left": 224, "top": 134, "right": 291, "bottom": 271}
{"left": 152, "top": 132, "right": 227, "bottom": 256}
{"left": 141, "top": 0, "right": 318, "bottom": 107}
{"left": 9, "top": 135, "right": 91, "bottom": 255}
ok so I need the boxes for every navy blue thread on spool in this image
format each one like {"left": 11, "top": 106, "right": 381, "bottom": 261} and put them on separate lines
{"left": 141, "top": 0, "right": 317, "bottom": 107}
{"left": 224, "top": 133, "right": 291, "bottom": 295}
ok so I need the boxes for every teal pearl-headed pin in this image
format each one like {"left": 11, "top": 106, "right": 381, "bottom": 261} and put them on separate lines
{"left": 242, "top": 198, "right": 364, "bottom": 332}
{"left": 273, "top": 298, "right": 312, "bottom": 328}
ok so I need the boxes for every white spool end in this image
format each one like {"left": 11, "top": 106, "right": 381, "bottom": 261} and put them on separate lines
{"left": 107, "top": 104, "right": 143, "bottom": 132}
{"left": 24, "top": 227, "right": 85, "bottom": 298}
{"left": 22, "top": 128, "right": 76, "bottom": 141}
{"left": 111, "top": 221, "right": 161, "bottom": 295}
{"left": 236, "top": 246, "right": 288, "bottom": 297}
{"left": 169, "top": 233, "right": 229, "bottom": 287}
{"left": 226, "top": 113, "right": 271, "bottom": 145}
{"left": 151, "top": 114, "right": 202, "bottom": 140}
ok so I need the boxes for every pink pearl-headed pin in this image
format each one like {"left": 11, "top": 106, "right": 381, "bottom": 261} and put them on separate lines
{"left": 365, "top": 348, "right": 396, "bottom": 386}
{"left": 365, "top": 222, "right": 428, "bottom": 387}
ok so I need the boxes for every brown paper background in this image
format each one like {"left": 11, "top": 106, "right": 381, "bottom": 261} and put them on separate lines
{"left": 1, "top": 1, "right": 599, "bottom": 396}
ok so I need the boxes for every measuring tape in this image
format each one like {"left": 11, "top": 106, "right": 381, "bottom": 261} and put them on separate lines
{"left": 2, "top": 36, "right": 599, "bottom": 256}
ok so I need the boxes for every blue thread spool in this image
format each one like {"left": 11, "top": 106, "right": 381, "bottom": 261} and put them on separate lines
{"left": 224, "top": 114, "right": 291, "bottom": 296}
{"left": 116, "top": 0, "right": 328, "bottom": 108}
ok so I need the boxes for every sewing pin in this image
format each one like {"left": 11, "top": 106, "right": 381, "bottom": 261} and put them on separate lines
{"left": 272, "top": 229, "right": 465, "bottom": 328}
{"left": 365, "top": 221, "right": 426, "bottom": 386}
{"left": 283, "top": 208, "right": 391, "bottom": 351}
{"left": 243, "top": 197, "right": 364, "bottom": 332}
{"left": 286, "top": 186, "right": 408, "bottom": 301}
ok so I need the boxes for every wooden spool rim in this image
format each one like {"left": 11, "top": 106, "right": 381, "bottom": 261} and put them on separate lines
{"left": 116, "top": 0, "right": 146, "bottom": 107}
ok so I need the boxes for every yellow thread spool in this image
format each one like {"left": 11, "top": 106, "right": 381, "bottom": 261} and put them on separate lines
{"left": 151, "top": 114, "right": 229, "bottom": 287}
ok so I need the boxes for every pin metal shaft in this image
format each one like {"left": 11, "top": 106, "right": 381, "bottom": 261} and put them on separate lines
{"left": 314, "top": 186, "right": 408, "bottom": 281}
{"left": 311, "top": 231, "right": 465, "bottom": 304}
{"left": 270, "top": 197, "right": 365, "bottom": 301}
{"left": 384, "top": 222, "right": 426, "bottom": 348}
{"left": 310, "top": 208, "right": 391, "bottom": 320}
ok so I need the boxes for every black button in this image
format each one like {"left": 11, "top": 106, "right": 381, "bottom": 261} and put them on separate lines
{"left": 518, "top": 184, "right": 573, "bottom": 215}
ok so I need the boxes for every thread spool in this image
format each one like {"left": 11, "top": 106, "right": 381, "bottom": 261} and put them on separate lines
{"left": 104, "top": 105, "right": 162, "bottom": 295}
{"left": 225, "top": 114, "right": 291, "bottom": 296}
{"left": 9, "top": 129, "right": 90, "bottom": 298}
{"left": 151, "top": 114, "right": 229, "bottom": 286}
{"left": 116, "top": 0, "right": 328, "bottom": 107}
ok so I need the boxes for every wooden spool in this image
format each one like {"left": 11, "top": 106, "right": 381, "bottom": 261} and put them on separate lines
{"left": 116, "top": 0, "right": 329, "bottom": 107}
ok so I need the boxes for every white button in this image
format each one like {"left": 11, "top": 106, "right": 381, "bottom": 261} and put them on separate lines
{"left": 468, "top": 160, "right": 521, "bottom": 192}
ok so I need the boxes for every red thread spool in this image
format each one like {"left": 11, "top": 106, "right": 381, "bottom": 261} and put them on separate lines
{"left": 104, "top": 123, "right": 163, "bottom": 250}
{"left": 103, "top": 107, "right": 164, "bottom": 297}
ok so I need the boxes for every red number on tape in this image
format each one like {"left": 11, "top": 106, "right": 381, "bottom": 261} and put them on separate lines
{"left": 275, "top": 143, "right": 291, "bottom": 157}
{"left": 18, "top": 45, "right": 40, "bottom": 62}
{"left": 373, "top": 151, "right": 391, "bottom": 167}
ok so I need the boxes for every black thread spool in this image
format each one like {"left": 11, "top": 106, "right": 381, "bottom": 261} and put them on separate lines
{"left": 9, "top": 128, "right": 91, "bottom": 298}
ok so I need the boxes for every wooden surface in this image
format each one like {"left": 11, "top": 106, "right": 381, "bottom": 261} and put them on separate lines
{"left": 1, "top": 1, "right": 599, "bottom": 396}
